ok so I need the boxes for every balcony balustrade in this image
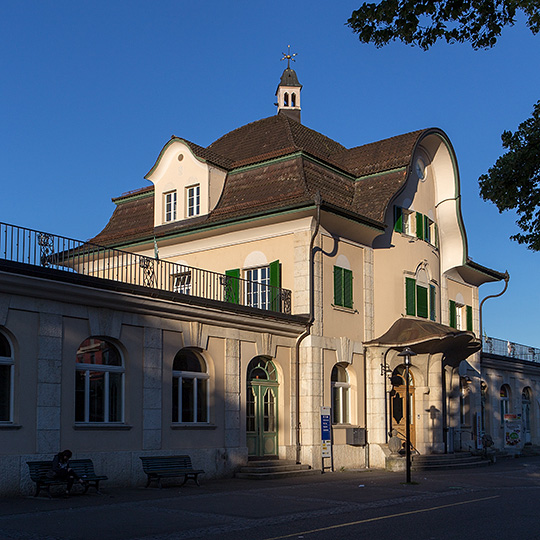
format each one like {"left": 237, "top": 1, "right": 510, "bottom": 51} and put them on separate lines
{"left": 0, "top": 222, "right": 291, "bottom": 315}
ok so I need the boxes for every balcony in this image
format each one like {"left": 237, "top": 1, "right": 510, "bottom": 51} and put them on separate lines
{"left": 0, "top": 222, "right": 292, "bottom": 315}
{"left": 482, "top": 335, "right": 540, "bottom": 363}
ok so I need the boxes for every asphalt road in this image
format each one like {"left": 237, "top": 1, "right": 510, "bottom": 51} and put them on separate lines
{"left": 1, "top": 456, "right": 540, "bottom": 540}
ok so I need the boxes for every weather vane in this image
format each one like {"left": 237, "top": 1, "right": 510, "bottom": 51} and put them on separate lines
{"left": 281, "top": 45, "right": 297, "bottom": 69}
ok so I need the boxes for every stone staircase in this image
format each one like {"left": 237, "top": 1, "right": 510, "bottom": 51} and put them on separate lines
{"left": 521, "top": 444, "right": 540, "bottom": 456}
{"left": 235, "top": 459, "right": 320, "bottom": 480}
{"left": 412, "top": 452, "right": 489, "bottom": 471}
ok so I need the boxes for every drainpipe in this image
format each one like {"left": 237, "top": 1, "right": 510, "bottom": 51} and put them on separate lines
{"left": 294, "top": 193, "right": 322, "bottom": 464}
{"left": 479, "top": 271, "right": 510, "bottom": 341}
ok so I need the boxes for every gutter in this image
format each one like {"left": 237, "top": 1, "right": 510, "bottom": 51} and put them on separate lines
{"left": 294, "top": 192, "right": 321, "bottom": 464}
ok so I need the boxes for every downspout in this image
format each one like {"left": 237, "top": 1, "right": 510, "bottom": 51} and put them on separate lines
{"left": 295, "top": 193, "right": 322, "bottom": 464}
{"left": 479, "top": 271, "right": 510, "bottom": 341}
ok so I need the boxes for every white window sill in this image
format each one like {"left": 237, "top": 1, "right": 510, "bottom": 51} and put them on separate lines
{"left": 74, "top": 423, "right": 132, "bottom": 430}
{"left": 171, "top": 423, "right": 216, "bottom": 430}
{"left": 0, "top": 423, "right": 22, "bottom": 430}
{"left": 332, "top": 304, "right": 357, "bottom": 314}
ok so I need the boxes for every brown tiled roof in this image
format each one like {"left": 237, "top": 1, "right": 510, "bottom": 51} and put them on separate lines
{"left": 90, "top": 188, "right": 154, "bottom": 245}
{"left": 331, "top": 130, "right": 424, "bottom": 177}
{"left": 91, "top": 119, "right": 432, "bottom": 247}
{"left": 208, "top": 115, "right": 346, "bottom": 167}
{"left": 180, "top": 138, "right": 234, "bottom": 170}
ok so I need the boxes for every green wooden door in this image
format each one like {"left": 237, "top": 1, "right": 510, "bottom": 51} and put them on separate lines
{"left": 246, "top": 357, "right": 278, "bottom": 457}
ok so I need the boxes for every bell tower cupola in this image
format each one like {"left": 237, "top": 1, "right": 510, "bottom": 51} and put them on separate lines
{"left": 276, "top": 46, "right": 302, "bottom": 123}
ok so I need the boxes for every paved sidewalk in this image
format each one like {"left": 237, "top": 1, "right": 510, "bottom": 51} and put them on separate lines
{"left": 1, "top": 456, "right": 540, "bottom": 540}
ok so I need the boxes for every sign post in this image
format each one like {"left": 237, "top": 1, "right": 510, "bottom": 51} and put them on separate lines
{"left": 321, "top": 406, "right": 333, "bottom": 473}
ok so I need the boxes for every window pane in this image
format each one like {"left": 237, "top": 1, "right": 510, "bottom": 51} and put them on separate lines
{"left": 77, "top": 338, "right": 121, "bottom": 366}
{"left": 246, "top": 387, "right": 256, "bottom": 432}
{"left": 264, "top": 389, "right": 275, "bottom": 432}
{"left": 89, "top": 371, "right": 105, "bottom": 422}
{"left": 197, "top": 378, "right": 207, "bottom": 422}
{"left": 332, "top": 387, "right": 340, "bottom": 423}
{"left": 0, "top": 334, "right": 11, "bottom": 357}
{"left": 173, "top": 350, "right": 204, "bottom": 372}
{"left": 342, "top": 387, "right": 349, "bottom": 424}
{"left": 109, "top": 372, "right": 122, "bottom": 422}
{"left": 181, "top": 378, "right": 194, "bottom": 422}
{"left": 172, "top": 377, "right": 179, "bottom": 423}
{"left": 0, "top": 365, "right": 11, "bottom": 421}
{"left": 75, "top": 370, "right": 86, "bottom": 422}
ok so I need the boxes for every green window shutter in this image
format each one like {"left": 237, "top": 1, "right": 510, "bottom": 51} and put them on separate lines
{"left": 434, "top": 223, "right": 439, "bottom": 249}
{"left": 394, "top": 206, "right": 403, "bottom": 233}
{"left": 405, "top": 277, "right": 416, "bottom": 316}
{"left": 449, "top": 300, "right": 457, "bottom": 328}
{"left": 334, "top": 266, "right": 343, "bottom": 306}
{"left": 225, "top": 268, "right": 240, "bottom": 304}
{"left": 343, "top": 269, "right": 353, "bottom": 309}
{"left": 269, "top": 259, "right": 281, "bottom": 311}
{"left": 429, "top": 284, "right": 436, "bottom": 321}
{"left": 416, "top": 212, "right": 424, "bottom": 240}
{"left": 424, "top": 215, "right": 430, "bottom": 242}
{"left": 417, "top": 285, "right": 428, "bottom": 318}
{"left": 466, "top": 305, "right": 473, "bottom": 332}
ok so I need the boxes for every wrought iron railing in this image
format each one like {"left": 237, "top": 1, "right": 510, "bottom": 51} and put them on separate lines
{"left": 482, "top": 335, "right": 540, "bottom": 363}
{"left": 0, "top": 222, "right": 292, "bottom": 314}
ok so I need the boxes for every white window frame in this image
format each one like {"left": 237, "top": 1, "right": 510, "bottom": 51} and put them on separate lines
{"left": 186, "top": 184, "right": 200, "bottom": 217}
{"left": 331, "top": 365, "right": 350, "bottom": 425}
{"left": 164, "top": 191, "right": 177, "bottom": 222}
{"left": 0, "top": 334, "right": 14, "bottom": 423}
{"left": 172, "top": 368, "right": 209, "bottom": 424}
{"left": 75, "top": 339, "right": 125, "bottom": 424}
{"left": 172, "top": 271, "right": 192, "bottom": 295}
{"left": 245, "top": 266, "right": 270, "bottom": 310}
{"left": 455, "top": 303, "right": 466, "bottom": 330}
{"left": 402, "top": 209, "right": 414, "bottom": 236}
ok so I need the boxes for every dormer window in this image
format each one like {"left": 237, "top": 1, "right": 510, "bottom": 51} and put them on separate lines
{"left": 164, "top": 191, "right": 177, "bottom": 222}
{"left": 186, "top": 184, "right": 200, "bottom": 217}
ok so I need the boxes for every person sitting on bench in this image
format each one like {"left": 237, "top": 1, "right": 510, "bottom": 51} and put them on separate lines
{"left": 48, "top": 450, "right": 85, "bottom": 496}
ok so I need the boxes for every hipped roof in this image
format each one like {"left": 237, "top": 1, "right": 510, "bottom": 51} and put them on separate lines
{"left": 90, "top": 115, "right": 429, "bottom": 247}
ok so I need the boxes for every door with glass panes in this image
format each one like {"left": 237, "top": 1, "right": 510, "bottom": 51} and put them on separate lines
{"left": 246, "top": 357, "right": 278, "bottom": 457}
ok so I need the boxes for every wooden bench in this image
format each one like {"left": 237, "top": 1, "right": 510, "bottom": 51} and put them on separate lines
{"left": 140, "top": 455, "right": 204, "bottom": 488}
{"left": 27, "top": 459, "right": 108, "bottom": 497}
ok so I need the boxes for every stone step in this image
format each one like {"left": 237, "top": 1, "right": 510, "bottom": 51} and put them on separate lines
{"left": 412, "top": 453, "right": 488, "bottom": 471}
{"left": 238, "top": 463, "right": 312, "bottom": 474}
{"left": 235, "top": 468, "right": 320, "bottom": 480}
{"left": 235, "top": 459, "right": 319, "bottom": 479}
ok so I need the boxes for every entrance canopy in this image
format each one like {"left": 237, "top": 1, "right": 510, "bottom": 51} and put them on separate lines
{"left": 366, "top": 318, "right": 481, "bottom": 364}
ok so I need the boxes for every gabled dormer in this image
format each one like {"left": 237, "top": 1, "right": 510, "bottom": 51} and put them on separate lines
{"left": 145, "top": 138, "right": 227, "bottom": 228}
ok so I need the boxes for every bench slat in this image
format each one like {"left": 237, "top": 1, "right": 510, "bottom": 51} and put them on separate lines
{"left": 27, "top": 459, "right": 108, "bottom": 497}
{"left": 139, "top": 455, "right": 204, "bottom": 488}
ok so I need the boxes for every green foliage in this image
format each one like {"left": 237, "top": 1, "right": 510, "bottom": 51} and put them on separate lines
{"left": 479, "top": 101, "right": 540, "bottom": 251}
{"left": 347, "top": 1, "right": 540, "bottom": 50}
{"left": 347, "top": 0, "right": 540, "bottom": 250}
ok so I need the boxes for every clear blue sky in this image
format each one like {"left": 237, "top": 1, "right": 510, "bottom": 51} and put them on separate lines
{"left": 1, "top": 1, "right": 538, "bottom": 347}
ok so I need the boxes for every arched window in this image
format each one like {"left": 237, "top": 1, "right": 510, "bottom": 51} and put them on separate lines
{"left": 331, "top": 364, "right": 350, "bottom": 424}
{"left": 291, "top": 93, "right": 296, "bottom": 107}
{"left": 283, "top": 92, "right": 289, "bottom": 107}
{"left": 500, "top": 384, "right": 511, "bottom": 427}
{"left": 0, "top": 332, "right": 14, "bottom": 423}
{"left": 172, "top": 349, "right": 209, "bottom": 423}
{"left": 75, "top": 338, "right": 124, "bottom": 423}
